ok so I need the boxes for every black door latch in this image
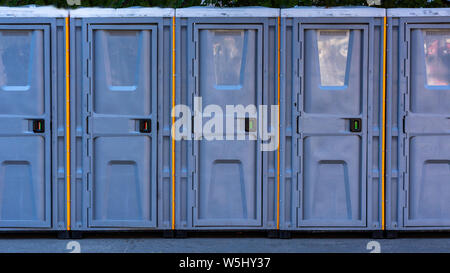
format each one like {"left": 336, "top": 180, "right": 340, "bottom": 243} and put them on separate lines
{"left": 33, "top": 119, "right": 45, "bottom": 133}
{"left": 139, "top": 119, "right": 151, "bottom": 133}
{"left": 244, "top": 117, "right": 257, "bottom": 133}
{"left": 349, "top": 118, "right": 362, "bottom": 133}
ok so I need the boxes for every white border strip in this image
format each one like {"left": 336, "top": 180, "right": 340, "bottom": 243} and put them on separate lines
{"left": 70, "top": 7, "right": 174, "bottom": 17}
{"left": 281, "top": 7, "right": 385, "bottom": 17}
{"left": 0, "top": 6, "right": 68, "bottom": 17}
{"left": 0, "top": 6, "right": 449, "bottom": 18}
{"left": 387, "top": 8, "right": 450, "bottom": 17}
{"left": 176, "top": 7, "right": 279, "bottom": 17}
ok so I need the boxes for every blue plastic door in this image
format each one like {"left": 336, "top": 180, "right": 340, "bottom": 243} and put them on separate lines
{"left": 404, "top": 25, "right": 450, "bottom": 227}
{"left": 86, "top": 25, "right": 157, "bottom": 228}
{"left": 0, "top": 26, "right": 51, "bottom": 228}
{"left": 297, "top": 25, "right": 368, "bottom": 227}
{"left": 192, "top": 25, "right": 263, "bottom": 227}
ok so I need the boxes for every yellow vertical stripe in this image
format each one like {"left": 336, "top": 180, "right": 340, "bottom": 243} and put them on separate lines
{"left": 65, "top": 17, "right": 71, "bottom": 231}
{"left": 381, "top": 16, "right": 387, "bottom": 230}
{"left": 171, "top": 16, "right": 176, "bottom": 230}
{"left": 276, "top": 16, "right": 281, "bottom": 230}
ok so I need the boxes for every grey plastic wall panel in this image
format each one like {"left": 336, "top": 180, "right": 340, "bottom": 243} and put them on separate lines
{"left": 70, "top": 15, "right": 173, "bottom": 230}
{"left": 0, "top": 15, "right": 67, "bottom": 230}
{"left": 386, "top": 11, "right": 450, "bottom": 230}
{"left": 175, "top": 14, "right": 278, "bottom": 229}
{"left": 281, "top": 13, "right": 384, "bottom": 230}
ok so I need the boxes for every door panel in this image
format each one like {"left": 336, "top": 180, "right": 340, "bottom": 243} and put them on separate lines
{"left": 92, "top": 137, "right": 152, "bottom": 226}
{"left": 87, "top": 25, "right": 157, "bottom": 228}
{"left": 302, "top": 136, "right": 363, "bottom": 225}
{"left": 407, "top": 136, "right": 450, "bottom": 226}
{"left": 193, "top": 25, "right": 262, "bottom": 227}
{"left": 0, "top": 26, "right": 50, "bottom": 228}
{"left": 405, "top": 25, "right": 450, "bottom": 227}
{"left": 298, "top": 25, "right": 368, "bottom": 227}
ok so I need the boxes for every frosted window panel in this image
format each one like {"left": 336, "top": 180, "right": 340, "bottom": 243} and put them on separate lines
{"left": 424, "top": 30, "right": 450, "bottom": 86}
{"left": 0, "top": 31, "right": 31, "bottom": 89}
{"left": 318, "top": 30, "right": 349, "bottom": 87}
{"left": 212, "top": 30, "right": 245, "bottom": 88}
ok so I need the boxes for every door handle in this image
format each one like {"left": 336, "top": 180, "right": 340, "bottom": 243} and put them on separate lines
{"left": 33, "top": 119, "right": 45, "bottom": 133}
{"left": 349, "top": 118, "right": 362, "bottom": 132}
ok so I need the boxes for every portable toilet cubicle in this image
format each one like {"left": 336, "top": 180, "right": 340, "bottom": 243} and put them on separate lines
{"left": 280, "top": 7, "right": 386, "bottom": 231}
{"left": 69, "top": 8, "right": 174, "bottom": 231}
{"left": 0, "top": 6, "right": 68, "bottom": 231}
{"left": 386, "top": 8, "right": 450, "bottom": 231}
{"left": 174, "top": 7, "right": 280, "bottom": 230}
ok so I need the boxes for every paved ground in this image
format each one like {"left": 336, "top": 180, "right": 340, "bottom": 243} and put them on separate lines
{"left": 0, "top": 233, "right": 449, "bottom": 253}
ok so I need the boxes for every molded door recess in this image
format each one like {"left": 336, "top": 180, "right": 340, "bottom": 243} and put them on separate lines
{"left": 0, "top": 26, "right": 51, "bottom": 228}
{"left": 297, "top": 25, "right": 368, "bottom": 227}
{"left": 404, "top": 25, "right": 450, "bottom": 227}
{"left": 87, "top": 25, "right": 157, "bottom": 228}
{"left": 193, "top": 25, "right": 263, "bottom": 227}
